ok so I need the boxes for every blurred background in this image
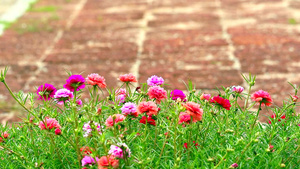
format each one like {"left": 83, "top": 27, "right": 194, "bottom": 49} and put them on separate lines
{"left": 1, "top": 0, "right": 300, "bottom": 124}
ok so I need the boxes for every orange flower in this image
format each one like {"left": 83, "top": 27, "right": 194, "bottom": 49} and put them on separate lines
{"left": 137, "top": 101, "right": 158, "bottom": 116}
{"left": 98, "top": 155, "right": 119, "bottom": 169}
{"left": 119, "top": 73, "right": 137, "bottom": 82}
{"left": 86, "top": 73, "right": 107, "bottom": 88}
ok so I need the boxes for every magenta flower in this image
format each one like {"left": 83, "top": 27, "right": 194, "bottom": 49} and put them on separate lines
{"left": 232, "top": 86, "right": 244, "bottom": 93}
{"left": 54, "top": 89, "right": 74, "bottom": 105}
{"left": 121, "top": 102, "right": 137, "bottom": 115}
{"left": 170, "top": 89, "right": 186, "bottom": 101}
{"left": 81, "top": 156, "right": 98, "bottom": 166}
{"left": 115, "top": 94, "right": 126, "bottom": 104}
{"left": 230, "top": 163, "right": 238, "bottom": 168}
{"left": 63, "top": 74, "right": 85, "bottom": 92}
{"left": 76, "top": 99, "right": 82, "bottom": 106}
{"left": 147, "top": 75, "right": 164, "bottom": 86}
{"left": 37, "top": 83, "right": 57, "bottom": 101}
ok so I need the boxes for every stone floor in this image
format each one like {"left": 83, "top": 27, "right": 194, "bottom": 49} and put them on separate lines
{"left": 1, "top": 0, "right": 300, "bottom": 124}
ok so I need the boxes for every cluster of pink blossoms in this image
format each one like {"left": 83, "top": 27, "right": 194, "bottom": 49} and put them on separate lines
{"left": 82, "top": 122, "right": 102, "bottom": 137}
{"left": 38, "top": 118, "right": 61, "bottom": 135}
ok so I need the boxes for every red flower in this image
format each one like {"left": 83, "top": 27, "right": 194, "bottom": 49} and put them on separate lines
{"left": 268, "top": 114, "right": 286, "bottom": 124}
{"left": 251, "top": 90, "right": 272, "bottom": 106}
{"left": 182, "top": 102, "right": 203, "bottom": 122}
{"left": 183, "top": 141, "right": 200, "bottom": 149}
{"left": 1, "top": 131, "right": 9, "bottom": 139}
{"left": 139, "top": 116, "right": 156, "bottom": 126}
{"left": 147, "top": 86, "right": 167, "bottom": 103}
{"left": 210, "top": 96, "right": 231, "bottom": 110}
{"left": 80, "top": 147, "right": 93, "bottom": 156}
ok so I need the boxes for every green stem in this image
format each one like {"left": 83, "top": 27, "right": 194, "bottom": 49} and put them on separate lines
{"left": 214, "top": 152, "right": 228, "bottom": 169}
{"left": 250, "top": 102, "right": 262, "bottom": 136}
{"left": 244, "top": 85, "right": 253, "bottom": 111}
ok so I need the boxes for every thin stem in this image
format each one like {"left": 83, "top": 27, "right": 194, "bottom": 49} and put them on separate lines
{"left": 250, "top": 102, "right": 262, "bottom": 136}
{"left": 214, "top": 152, "right": 228, "bottom": 169}
{"left": 244, "top": 85, "right": 252, "bottom": 111}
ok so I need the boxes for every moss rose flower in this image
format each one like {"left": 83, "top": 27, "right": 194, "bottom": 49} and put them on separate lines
{"left": 54, "top": 89, "right": 74, "bottom": 105}
{"left": 137, "top": 101, "right": 158, "bottom": 116}
{"left": 147, "top": 75, "right": 164, "bottom": 86}
{"left": 63, "top": 74, "right": 85, "bottom": 92}
{"left": 178, "top": 112, "right": 191, "bottom": 124}
{"left": 139, "top": 116, "right": 156, "bottom": 126}
{"left": 39, "top": 118, "right": 61, "bottom": 130}
{"left": 97, "top": 155, "right": 119, "bottom": 169}
{"left": 119, "top": 73, "right": 137, "bottom": 83}
{"left": 210, "top": 96, "right": 231, "bottom": 110}
{"left": 148, "top": 86, "right": 167, "bottom": 103}
{"left": 251, "top": 90, "right": 272, "bottom": 106}
{"left": 105, "top": 114, "right": 126, "bottom": 127}
{"left": 170, "top": 89, "right": 186, "bottom": 101}
{"left": 86, "top": 73, "right": 106, "bottom": 88}
{"left": 182, "top": 102, "right": 203, "bottom": 122}
{"left": 37, "top": 83, "right": 57, "bottom": 101}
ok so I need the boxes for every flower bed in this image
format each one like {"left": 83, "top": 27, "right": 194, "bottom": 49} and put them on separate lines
{"left": 0, "top": 67, "right": 299, "bottom": 168}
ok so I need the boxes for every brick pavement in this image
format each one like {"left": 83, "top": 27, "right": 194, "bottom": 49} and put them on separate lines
{"left": 1, "top": 0, "right": 300, "bottom": 124}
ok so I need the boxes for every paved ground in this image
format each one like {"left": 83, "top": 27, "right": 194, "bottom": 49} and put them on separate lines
{"left": 1, "top": 0, "right": 300, "bottom": 124}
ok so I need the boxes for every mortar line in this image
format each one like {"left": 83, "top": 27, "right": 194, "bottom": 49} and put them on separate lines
{"left": 130, "top": 11, "right": 153, "bottom": 81}
{"left": 23, "top": 0, "right": 88, "bottom": 91}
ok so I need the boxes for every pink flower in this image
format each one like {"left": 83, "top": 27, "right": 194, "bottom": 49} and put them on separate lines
{"left": 108, "top": 145, "right": 123, "bottom": 159}
{"left": 251, "top": 90, "right": 272, "bottom": 106}
{"left": 200, "top": 93, "right": 211, "bottom": 101}
{"left": 39, "top": 118, "right": 61, "bottom": 130}
{"left": 97, "top": 155, "right": 119, "bottom": 169}
{"left": 119, "top": 73, "right": 137, "bottom": 83}
{"left": 63, "top": 74, "right": 85, "bottom": 92}
{"left": 148, "top": 86, "right": 167, "bottom": 103}
{"left": 76, "top": 99, "right": 83, "bottom": 106}
{"left": 55, "top": 128, "right": 62, "bottom": 135}
{"left": 83, "top": 122, "right": 102, "bottom": 137}
{"left": 137, "top": 101, "right": 158, "bottom": 116}
{"left": 37, "top": 83, "right": 57, "bottom": 101}
{"left": 178, "top": 112, "right": 191, "bottom": 124}
{"left": 210, "top": 96, "right": 231, "bottom": 110}
{"left": 231, "top": 86, "right": 244, "bottom": 93}
{"left": 115, "top": 88, "right": 126, "bottom": 96}
{"left": 115, "top": 94, "right": 126, "bottom": 104}
{"left": 147, "top": 75, "right": 164, "bottom": 86}
{"left": 182, "top": 102, "right": 203, "bottom": 122}
{"left": 82, "top": 156, "right": 98, "bottom": 166}
{"left": 54, "top": 89, "right": 74, "bottom": 105}
{"left": 105, "top": 114, "right": 126, "bottom": 127}
{"left": 86, "top": 73, "right": 107, "bottom": 88}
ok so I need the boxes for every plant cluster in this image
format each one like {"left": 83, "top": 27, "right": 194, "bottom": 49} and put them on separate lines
{"left": 0, "top": 67, "right": 299, "bottom": 169}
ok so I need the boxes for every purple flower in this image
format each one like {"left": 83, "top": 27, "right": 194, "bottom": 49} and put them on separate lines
{"left": 81, "top": 156, "right": 98, "bottom": 166}
{"left": 54, "top": 89, "right": 74, "bottom": 105}
{"left": 231, "top": 86, "right": 244, "bottom": 93}
{"left": 121, "top": 102, "right": 137, "bottom": 115}
{"left": 147, "top": 75, "right": 164, "bottom": 86}
{"left": 37, "top": 83, "right": 57, "bottom": 101}
{"left": 170, "top": 89, "right": 186, "bottom": 101}
{"left": 63, "top": 75, "right": 85, "bottom": 92}
{"left": 115, "top": 94, "right": 126, "bottom": 104}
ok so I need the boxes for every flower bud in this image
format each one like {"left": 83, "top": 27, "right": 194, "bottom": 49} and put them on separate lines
{"left": 176, "top": 157, "right": 181, "bottom": 162}
{"left": 225, "top": 129, "right": 234, "bottom": 133}
{"left": 253, "top": 139, "right": 259, "bottom": 143}
{"left": 227, "top": 148, "right": 234, "bottom": 152}
{"left": 280, "top": 163, "right": 286, "bottom": 168}
{"left": 250, "top": 81, "right": 255, "bottom": 86}
{"left": 1, "top": 131, "right": 9, "bottom": 139}
{"left": 229, "top": 163, "right": 238, "bottom": 168}
{"left": 97, "top": 108, "right": 102, "bottom": 115}
{"left": 55, "top": 128, "right": 61, "bottom": 135}
{"left": 207, "top": 157, "right": 215, "bottom": 162}
{"left": 292, "top": 95, "right": 298, "bottom": 102}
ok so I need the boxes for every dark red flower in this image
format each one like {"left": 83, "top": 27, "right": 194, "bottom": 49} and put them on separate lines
{"left": 210, "top": 96, "right": 231, "bottom": 110}
{"left": 139, "top": 116, "right": 156, "bottom": 126}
